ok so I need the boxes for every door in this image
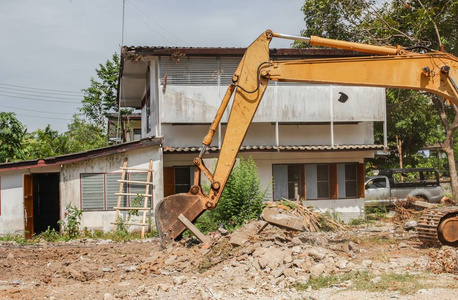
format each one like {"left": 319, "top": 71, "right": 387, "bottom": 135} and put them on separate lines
{"left": 23, "top": 174, "right": 33, "bottom": 238}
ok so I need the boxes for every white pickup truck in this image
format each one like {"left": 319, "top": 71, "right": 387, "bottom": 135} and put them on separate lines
{"left": 365, "top": 168, "right": 443, "bottom": 205}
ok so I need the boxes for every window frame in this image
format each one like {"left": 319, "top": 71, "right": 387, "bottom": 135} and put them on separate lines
{"left": 80, "top": 172, "right": 151, "bottom": 211}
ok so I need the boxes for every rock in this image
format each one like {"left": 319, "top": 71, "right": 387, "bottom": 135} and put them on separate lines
{"left": 103, "top": 293, "right": 114, "bottom": 300}
{"left": 398, "top": 242, "right": 408, "bottom": 249}
{"left": 164, "top": 255, "right": 177, "bottom": 265}
{"left": 292, "top": 237, "right": 302, "bottom": 245}
{"left": 102, "top": 268, "right": 111, "bottom": 272}
{"left": 218, "top": 227, "right": 228, "bottom": 236}
{"left": 371, "top": 276, "right": 382, "bottom": 284}
{"left": 173, "top": 276, "right": 187, "bottom": 285}
{"left": 125, "top": 265, "right": 137, "bottom": 272}
{"left": 272, "top": 263, "right": 292, "bottom": 278}
{"left": 7, "top": 253, "right": 14, "bottom": 260}
{"left": 258, "top": 248, "right": 286, "bottom": 269}
{"left": 229, "top": 234, "right": 249, "bottom": 247}
{"left": 362, "top": 260, "right": 373, "bottom": 268}
{"left": 246, "top": 287, "right": 257, "bottom": 294}
{"left": 348, "top": 241, "right": 359, "bottom": 252}
{"left": 309, "top": 263, "right": 326, "bottom": 278}
{"left": 252, "top": 247, "right": 268, "bottom": 258}
{"left": 157, "top": 284, "right": 170, "bottom": 292}
{"left": 308, "top": 249, "right": 325, "bottom": 261}
{"left": 335, "top": 259, "right": 348, "bottom": 269}
{"left": 403, "top": 221, "right": 417, "bottom": 231}
{"left": 283, "top": 268, "right": 296, "bottom": 278}
{"left": 261, "top": 207, "right": 305, "bottom": 231}
{"left": 291, "top": 246, "right": 302, "bottom": 254}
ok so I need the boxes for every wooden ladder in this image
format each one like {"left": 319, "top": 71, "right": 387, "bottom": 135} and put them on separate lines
{"left": 113, "top": 158, "right": 153, "bottom": 238}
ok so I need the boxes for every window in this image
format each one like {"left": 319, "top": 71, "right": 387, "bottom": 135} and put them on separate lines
{"left": 273, "top": 164, "right": 303, "bottom": 200}
{"left": 81, "top": 173, "right": 149, "bottom": 211}
{"left": 133, "top": 129, "right": 142, "bottom": 141}
{"left": 366, "top": 178, "right": 387, "bottom": 188}
{"left": 174, "top": 166, "right": 194, "bottom": 194}
{"left": 344, "top": 164, "right": 357, "bottom": 198}
{"left": 316, "top": 165, "right": 330, "bottom": 198}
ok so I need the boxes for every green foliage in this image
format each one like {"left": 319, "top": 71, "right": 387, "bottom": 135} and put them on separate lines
{"left": 210, "top": 156, "right": 267, "bottom": 228}
{"left": 365, "top": 204, "right": 388, "bottom": 220}
{"left": 348, "top": 217, "right": 367, "bottom": 226}
{"left": 37, "top": 227, "right": 63, "bottom": 242}
{"left": 295, "top": 271, "right": 422, "bottom": 294}
{"left": 58, "top": 204, "right": 83, "bottom": 239}
{"left": 65, "top": 115, "right": 108, "bottom": 152}
{"left": 0, "top": 112, "right": 27, "bottom": 163}
{"left": 0, "top": 234, "right": 29, "bottom": 245}
{"left": 24, "top": 125, "right": 71, "bottom": 159}
{"left": 81, "top": 53, "right": 122, "bottom": 130}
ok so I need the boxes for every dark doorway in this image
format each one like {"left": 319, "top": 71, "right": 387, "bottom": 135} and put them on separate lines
{"left": 33, "top": 173, "right": 60, "bottom": 234}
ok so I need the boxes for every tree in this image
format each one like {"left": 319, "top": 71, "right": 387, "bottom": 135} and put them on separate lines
{"left": 0, "top": 112, "right": 26, "bottom": 163}
{"left": 24, "top": 125, "right": 70, "bottom": 159}
{"left": 65, "top": 115, "right": 109, "bottom": 152}
{"left": 298, "top": 0, "right": 458, "bottom": 196}
{"left": 81, "top": 53, "right": 120, "bottom": 130}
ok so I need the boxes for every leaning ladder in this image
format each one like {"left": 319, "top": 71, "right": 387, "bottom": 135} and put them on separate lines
{"left": 113, "top": 158, "right": 153, "bottom": 238}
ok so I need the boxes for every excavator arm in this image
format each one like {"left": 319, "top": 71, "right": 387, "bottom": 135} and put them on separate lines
{"left": 156, "top": 30, "right": 458, "bottom": 248}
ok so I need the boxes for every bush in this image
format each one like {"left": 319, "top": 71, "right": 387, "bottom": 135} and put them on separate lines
{"left": 209, "top": 156, "right": 267, "bottom": 229}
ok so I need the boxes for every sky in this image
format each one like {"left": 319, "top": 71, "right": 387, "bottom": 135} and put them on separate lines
{"left": 0, "top": 0, "right": 305, "bottom": 132}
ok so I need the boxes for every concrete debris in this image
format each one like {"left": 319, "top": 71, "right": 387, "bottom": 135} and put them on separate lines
{"left": 403, "top": 220, "right": 417, "bottom": 230}
{"left": 261, "top": 207, "right": 305, "bottom": 231}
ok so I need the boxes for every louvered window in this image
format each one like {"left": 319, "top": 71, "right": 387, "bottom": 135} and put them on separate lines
{"left": 160, "top": 56, "right": 240, "bottom": 86}
{"left": 81, "top": 174, "right": 105, "bottom": 210}
{"left": 81, "top": 173, "right": 151, "bottom": 211}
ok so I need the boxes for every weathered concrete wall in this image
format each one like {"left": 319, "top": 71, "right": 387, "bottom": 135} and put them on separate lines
{"left": 60, "top": 146, "right": 162, "bottom": 232}
{"left": 0, "top": 171, "right": 27, "bottom": 235}
{"left": 162, "top": 122, "right": 374, "bottom": 148}
{"left": 304, "top": 198, "right": 366, "bottom": 222}
{"left": 160, "top": 85, "right": 385, "bottom": 124}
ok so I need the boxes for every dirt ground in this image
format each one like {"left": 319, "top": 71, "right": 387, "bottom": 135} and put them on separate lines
{"left": 0, "top": 221, "right": 457, "bottom": 300}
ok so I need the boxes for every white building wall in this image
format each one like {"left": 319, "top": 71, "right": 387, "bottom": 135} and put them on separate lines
{"left": 60, "top": 146, "right": 162, "bottom": 232}
{"left": 160, "top": 85, "right": 385, "bottom": 124}
{"left": 0, "top": 171, "right": 27, "bottom": 234}
{"left": 164, "top": 150, "right": 373, "bottom": 222}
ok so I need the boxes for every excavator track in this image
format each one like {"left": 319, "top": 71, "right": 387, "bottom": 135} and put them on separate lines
{"left": 417, "top": 206, "right": 458, "bottom": 246}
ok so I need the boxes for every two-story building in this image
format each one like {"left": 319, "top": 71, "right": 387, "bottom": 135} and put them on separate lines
{"left": 119, "top": 46, "right": 387, "bottom": 221}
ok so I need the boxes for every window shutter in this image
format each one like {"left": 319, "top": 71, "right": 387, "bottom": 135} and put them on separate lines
{"left": 81, "top": 174, "right": 104, "bottom": 210}
{"left": 357, "top": 163, "right": 366, "bottom": 198}
{"left": 273, "top": 165, "right": 288, "bottom": 200}
{"left": 106, "top": 173, "right": 126, "bottom": 210}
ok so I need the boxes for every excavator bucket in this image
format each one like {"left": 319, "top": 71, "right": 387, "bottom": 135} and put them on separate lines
{"left": 155, "top": 193, "right": 207, "bottom": 248}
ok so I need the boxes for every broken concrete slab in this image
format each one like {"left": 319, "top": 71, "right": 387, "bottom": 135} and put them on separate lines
{"left": 261, "top": 207, "right": 305, "bottom": 231}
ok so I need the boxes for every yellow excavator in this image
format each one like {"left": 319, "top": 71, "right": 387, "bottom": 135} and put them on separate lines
{"left": 155, "top": 30, "right": 458, "bottom": 248}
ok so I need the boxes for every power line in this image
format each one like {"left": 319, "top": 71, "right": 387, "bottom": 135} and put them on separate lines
{"left": 12, "top": 112, "right": 71, "bottom": 121}
{"left": 0, "top": 88, "right": 83, "bottom": 101}
{"left": 0, "top": 104, "right": 75, "bottom": 116}
{"left": 0, "top": 85, "right": 83, "bottom": 99}
{"left": 126, "top": 0, "right": 190, "bottom": 46}
{"left": 0, "top": 93, "right": 82, "bottom": 104}
{"left": 0, "top": 82, "right": 83, "bottom": 94}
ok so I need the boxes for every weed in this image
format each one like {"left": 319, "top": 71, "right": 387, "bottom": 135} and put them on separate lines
{"left": 295, "top": 271, "right": 425, "bottom": 294}
{"left": 0, "top": 234, "right": 29, "bottom": 245}
{"left": 37, "top": 227, "right": 63, "bottom": 242}
{"left": 365, "top": 204, "right": 388, "bottom": 220}
{"left": 58, "top": 204, "right": 82, "bottom": 239}
{"left": 348, "top": 218, "right": 367, "bottom": 226}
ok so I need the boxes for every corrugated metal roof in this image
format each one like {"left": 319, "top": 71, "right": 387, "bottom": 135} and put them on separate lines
{"left": 0, "top": 137, "right": 163, "bottom": 172}
{"left": 121, "top": 46, "right": 371, "bottom": 59}
{"left": 164, "top": 144, "right": 384, "bottom": 153}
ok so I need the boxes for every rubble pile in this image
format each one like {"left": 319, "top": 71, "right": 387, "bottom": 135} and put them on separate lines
{"left": 130, "top": 220, "right": 432, "bottom": 299}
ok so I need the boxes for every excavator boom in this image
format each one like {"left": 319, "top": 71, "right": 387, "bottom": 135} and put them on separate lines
{"left": 156, "top": 30, "right": 458, "bottom": 248}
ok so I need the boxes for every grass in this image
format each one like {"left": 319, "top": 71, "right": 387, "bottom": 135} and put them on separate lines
{"left": 0, "top": 227, "right": 158, "bottom": 245}
{"left": 295, "top": 271, "right": 427, "bottom": 294}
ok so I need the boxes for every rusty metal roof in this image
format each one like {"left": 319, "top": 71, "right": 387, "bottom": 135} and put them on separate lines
{"left": 164, "top": 144, "right": 384, "bottom": 153}
{"left": 0, "top": 137, "right": 163, "bottom": 172}
{"left": 121, "top": 46, "right": 371, "bottom": 59}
